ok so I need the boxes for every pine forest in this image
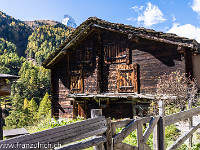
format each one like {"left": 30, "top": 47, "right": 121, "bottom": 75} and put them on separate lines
{"left": 0, "top": 11, "right": 73, "bottom": 129}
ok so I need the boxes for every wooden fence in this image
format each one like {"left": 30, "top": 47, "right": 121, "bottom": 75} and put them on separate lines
{"left": 111, "top": 106, "right": 200, "bottom": 150}
{"left": 1, "top": 104, "right": 200, "bottom": 150}
{"left": 0, "top": 116, "right": 107, "bottom": 150}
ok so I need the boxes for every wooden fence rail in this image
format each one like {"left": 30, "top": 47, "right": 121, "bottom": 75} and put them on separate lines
{"left": 0, "top": 116, "right": 107, "bottom": 150}
{"left": 1, "top": 105, "right": 200, "bottom": 150}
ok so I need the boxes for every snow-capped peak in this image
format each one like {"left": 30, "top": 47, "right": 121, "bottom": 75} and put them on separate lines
{"left": 61, "top": 14, "right": 77, "bottom": 28}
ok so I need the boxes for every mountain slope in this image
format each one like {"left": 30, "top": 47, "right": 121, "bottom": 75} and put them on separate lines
{"left": 25, "top": 24, "right": 73, "bottom": 63}
{"left": 24, "top": 20, "right": 64, "bottom": 30}
{"left": 0, "top": 11, "right": 33, "bottom": 56}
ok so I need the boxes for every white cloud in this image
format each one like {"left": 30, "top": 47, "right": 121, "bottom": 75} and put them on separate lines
{"left": 167, "top": 23, "right": 200, "bottom": 43}
{"left": 192, "top": 0, "right": 200, "bottom": 15}
{"left": 132, "top": 6, "right": 144, "bottom": 12}
{"left": 136, "top": 2, "right": 166, "bottom": 27}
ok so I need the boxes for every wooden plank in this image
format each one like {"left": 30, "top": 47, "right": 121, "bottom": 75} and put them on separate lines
{"left": 0, "top": 117, "right": 106, "bottom": 146}
{"left": 114, "top": 120, "right": 138, "bottom": 144}
{"left": 119, "top": 72, "right": 133, "bottom": 86}
{"left": 113, "top": 119, "right": 133, "bottom": 128}
{"left": 114, "top": 142, "right": 137, "bottom": 150}
{"left": 57, "top": 135, "right": 106, "bottom": 150}
{"left": 80, "top": 69, "right": 84, "bottom": 93}
{"left": 33, "top": 122, "right": 107, "bottom": 146}
{"left": 153, "top": 101, "right": 165, "bottom": 150}
{"left": 143, "top": 116, "right": 160, "bottom": 143}
{"left": 141, "top": 117, "right": 152, "bottom": 124}
{"left": 188, "top": 99, "right": 193, "bottom": 148}
{"left": 153, "top": 124, "right": 158, "bottom": 150}
{"left": 158, "top": 100, "right": 165, "bottom": 150}
{"left": 165, "top": 107, "right": 200, "bottom": 126}
{"left": 137, "top": 121, "right": 143, "bottom": 150}
{"left": 96, "top": 32, "right": 103, "bottom": 93}
{"left": 118, "top": 69, "right": 133, "bottom": 72}
{"left": 106, "top": 118, "right": 113, "bottom": 150}
{"left": 113, "top": 117, "right": 152, "bottom": 129}
{"left": 167, "top": 122, "right": 200, "bottom": 150}
{"left": 111, "top": 123, "right": 116, "bottom": 150}
{"left": 3, "top": 128, "right": 29, "bottom": 137}
{"left": 119, "top": 86, "right": 134, "bottom": 89}
{"left": 90, "top": 108, "right": 104, "bottom": 150}
{"left": 0, "top": 106, "right": 2, "bottom": 140}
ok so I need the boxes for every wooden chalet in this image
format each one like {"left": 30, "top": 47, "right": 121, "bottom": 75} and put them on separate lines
{"left": 0, "top": 74, "right": 19, "bottom": 140}
{"left": 0, "top": 74, "right": 19, "bottom": 96}
{"left": 42, "top": 17, "right": 200, "bottom": 119}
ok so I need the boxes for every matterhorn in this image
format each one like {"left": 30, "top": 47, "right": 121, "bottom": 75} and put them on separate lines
{"left": 61, "top": 14, "right": 77, "bottom": 28}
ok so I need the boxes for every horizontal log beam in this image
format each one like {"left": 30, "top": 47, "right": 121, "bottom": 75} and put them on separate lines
{"left": 0, "top": 116, "right": 107, "bottom": 150}
{"left": 167, "top": 122, "right": 200, "bottom": 150}
{"left": 165, "top": 107, "right": 200, "bottom": 126}
{"left": 112, "top": 117, "right": 152, "bottom": 129}
{"left": 57, "top": 135, "right": 106, "bottom": 150}
{"left": 113, "top": 119, "right": 133, "bottom": 128}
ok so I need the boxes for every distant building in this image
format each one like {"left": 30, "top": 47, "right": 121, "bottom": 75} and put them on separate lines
{"left": 42, "top": 17, "right": 200, "bottom": 119}
{"left": 0, "top": 74, "right": 19, "bottom": 96}
{"left": 0, "top": 73, "right": 19, "bottom": 140}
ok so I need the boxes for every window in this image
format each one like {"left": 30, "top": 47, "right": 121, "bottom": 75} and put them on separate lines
{"left": 104, "top": 41, "right": 130, "bottom": 64}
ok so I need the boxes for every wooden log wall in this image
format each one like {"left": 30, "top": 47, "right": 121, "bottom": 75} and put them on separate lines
{"left": 51, "top": 58, "right": 74, "bottom": 119}
{"left": 51, "top": 30, "right": 189, "bottom": 119}
{"left": 131, "top": 42, "right": 185, "bottom": 94}
{"left": 102, "top": 32, "right": 130, "bottom": 93}
{"left": 70, "top": 36, "right": 98, "bottom": 94}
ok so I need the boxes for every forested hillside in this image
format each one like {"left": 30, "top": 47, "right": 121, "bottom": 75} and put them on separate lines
{"left": 0, "top": 11, "right": 72, "bottom": 129}
{"left": 0, "top": 11, "right": 33, "bottom": 56}
{"left": 26, "top": 24, "right": 73, "bottom": 63}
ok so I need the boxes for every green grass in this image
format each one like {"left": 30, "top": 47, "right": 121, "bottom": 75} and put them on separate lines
{"left": 27, "top": 117, "right": 84, "bottom": 133}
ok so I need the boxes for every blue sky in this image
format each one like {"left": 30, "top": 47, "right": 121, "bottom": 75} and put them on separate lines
{"left": 1, "top": 0, "right": 200, "bottom": 42}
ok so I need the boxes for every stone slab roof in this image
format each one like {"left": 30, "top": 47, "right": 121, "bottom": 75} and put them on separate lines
{"left": 0, "top": 74, "right": 19, "bottom": 79}
{"left": 42, "top": 17, "right": 200, "bottom": 68}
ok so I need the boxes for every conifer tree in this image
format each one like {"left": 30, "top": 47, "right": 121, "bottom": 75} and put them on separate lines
{"left": 29, "top": 98, "right": 38, "bottom": 123}
{"left": 24, "top": 98, "right": 29, "bottom": 110}
{"left": 37, "top": 92, "right": 51, "bottom": 119}
{"left": 29, "top": 98, "right": 38, "bottom": 111}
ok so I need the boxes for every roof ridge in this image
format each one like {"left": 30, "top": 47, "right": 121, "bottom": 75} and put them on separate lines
{"left": 42, "top": 17, "right": 200, "bottom": 68}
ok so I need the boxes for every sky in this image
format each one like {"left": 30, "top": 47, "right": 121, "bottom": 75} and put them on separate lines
{"left": 0, "top": 0, "right": 200, "bottom": 42}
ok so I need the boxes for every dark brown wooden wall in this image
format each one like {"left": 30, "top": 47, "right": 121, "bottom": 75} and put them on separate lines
{"left": 51, "top": 59, "right": 74, "bottom": 119}
{"left": 101, "top": 32, "right": 130, "bottom": 93}
{"left": 50, "top": 30, "right": 187, "bottom": 119}
{"left": 131, "top": 42, "right": 185, "bottom": 93}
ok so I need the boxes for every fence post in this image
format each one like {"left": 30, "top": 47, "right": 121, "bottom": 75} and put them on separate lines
{"left": 137, "top": 120, "right": 144, "bottom": 150}
{"left": 91, "top": 109, "right": 105, "bottom": 150}
{"left": 106, "top": 117, "right": 113, "bottom": 150}
{"left": 153, "top": 100, "right": 165, "bottom": 150}
{"left": 0, "top": 104, "right": 3, "bottom": 140}
{"left": 188, "top": 99, "right": 193, "bottom": 148}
